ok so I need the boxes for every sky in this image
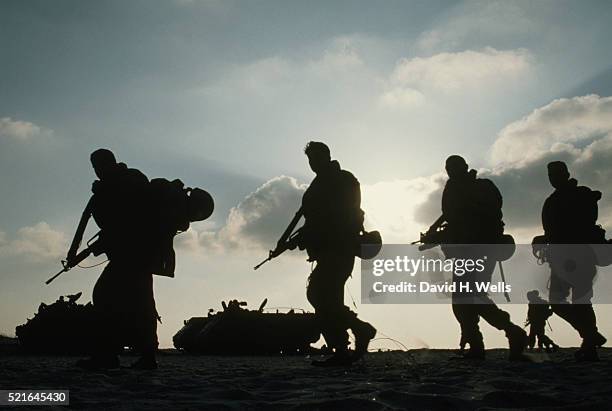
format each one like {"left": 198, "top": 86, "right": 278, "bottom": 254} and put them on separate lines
{"left": 2, "top": 0, "right": 612, "bottom": 349}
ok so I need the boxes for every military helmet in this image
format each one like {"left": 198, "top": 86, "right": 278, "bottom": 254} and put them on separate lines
{"left": 187, "top": 188, "right": 214, "bottom": 221}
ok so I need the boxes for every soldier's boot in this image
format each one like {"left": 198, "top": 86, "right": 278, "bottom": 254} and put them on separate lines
{"left": 527, "top": 333, "right": 536, "bottom": 350}
{"left": 505, "top": 324, "right": 529, "bottom": 361}
{"left": 352, "top": 320, "right": 377, "bottom": 361}
{"left": 456, "top": 330, "right": 485, "bottom": 360}
{"left": 593, "top": 332, "right": 607, "bottom": 347}
{"left": 312, "top": 327, "right": 353, "bottom": 367}
{"left": 540, "top": 335, "right": 558, "bottom": 353}
{"left": 462, "top": 338, "right": 485, "bottom": 360}
{"left": 574, "top": 332, "right": 605, "bottom": 362}
{"left": 573, "top": 305, "right": 604, "bottom": 361}
{"left": 458, "top": 334, "right": 467, "bottom": 353}
{"left": 76, "top": 354, "right": 120, "bottom": 370}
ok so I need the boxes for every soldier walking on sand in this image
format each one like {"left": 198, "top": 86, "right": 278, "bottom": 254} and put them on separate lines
{"left": 298, "top": 141, "right": 377, "bottom": 366}
{"left": 538, "top": 161, "right": 606, "bottom": 361}
{"left": 426, "top": 155, "right": 527, "bottom": 360}
{"left": 70, "top": 149, "right": 159, "bottom": 370}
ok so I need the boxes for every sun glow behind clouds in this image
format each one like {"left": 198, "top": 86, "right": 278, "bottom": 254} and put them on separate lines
{"left": 361, "top": 176, "right": 441, "bottom": 244}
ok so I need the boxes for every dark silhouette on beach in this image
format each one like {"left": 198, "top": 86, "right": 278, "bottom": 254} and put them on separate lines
{"left": 20, "top": 147, "right": 610, "bottom": 371}
{"left": 64, "top": 149, "right": 214, "bottom": 370}
{"left": 525, "top": 290, "right": 558, "bottom": 352}
{"left": 421, "top": 155, "right": 527, "bottom": 360}
{"left": 534, "top": 161, "right": 607, "bottom": 360}
{"left": 269, "top": 141, "right": 377, "bottom": 366}
{"left": 69, "top": 149, "right": 158, "bottom": 370}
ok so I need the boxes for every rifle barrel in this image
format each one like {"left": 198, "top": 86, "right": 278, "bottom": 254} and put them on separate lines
{"left": 45, "top": 245, "right": 93, "bottom": 285}
{"left": 45, "top": 267, "right": 68, "bottom": 285}
{"left": 253, "top": 257, "right": 271, "bottom": 270}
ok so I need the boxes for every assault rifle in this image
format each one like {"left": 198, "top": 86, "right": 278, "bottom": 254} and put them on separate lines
{"left": 412, "top": 215, "right": 448, "bottom": 251}
{"left": 254, "top": 207, "right": 304, "bottom": 270}
{"left": 414, "top": 215, "right": 512, "bottom": 302}
{"left": 46, "top": 231, "right": 105, "bottom": 285}
{"left": 46, "top": 197, "right": 104, "bottom": 285}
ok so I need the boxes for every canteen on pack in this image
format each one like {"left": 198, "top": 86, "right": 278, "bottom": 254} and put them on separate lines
{"left": 356, "top": 230, "right": 383, "bottom": 260}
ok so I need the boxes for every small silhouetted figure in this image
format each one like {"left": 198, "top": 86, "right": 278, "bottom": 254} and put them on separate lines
{"left": 439, "top": 155, "right": 527, "bottom": 360}
{"left": 72, "top": 149, "right": 158, "bottom": 370}
{"left": 299, "top": 142, "right": 376, "bottom": 366}
{"left": 525, "top": 290, "right": 558, "bottom": 352}
{"left": 541, "top": 161, "right": 606, "bottom": 361}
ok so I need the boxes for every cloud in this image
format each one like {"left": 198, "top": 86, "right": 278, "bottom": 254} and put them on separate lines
{"left": 378, "top": 87, "right": 426, "bottom": 109}
{"left": 490, "top": 94, "right": 612, "bottom": 167}
{"left": 415, "top": 1, "right": 537, "bottom": 52}
{"left": 0, "top": 222, "right": 68, "bottom": 261}
{"left": 190, "top": 176, "right": 307, "bottom": 252}
{"left": 0, "top": 117, "right": 50, "bottom": 141}
{"left": 203, "top": 37, "right": 367, "bottom": 101}
{"left": 178, "top": 93, "right": 612, "bottom": 251}
{"left": 378, "top": 47, "right": 532, "bottom": 109}
{"left": 415, "top": 94, "right": 612, "bottom": 241}
{"left": 390, "top": 48, "right": 531, "bottom": 93}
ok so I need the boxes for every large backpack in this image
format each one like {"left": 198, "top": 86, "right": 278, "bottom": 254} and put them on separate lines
{"left": 147, "top": 178, "right": 214, "bottom": 277}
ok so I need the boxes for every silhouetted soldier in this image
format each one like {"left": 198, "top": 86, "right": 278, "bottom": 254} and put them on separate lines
{"left": 525, "top": 290, "right": 557, "bottom": 351}
{"left": 541, "top": 161, "right": 606, "bottom": 360}
{"left": 299, "top": 142, "right": 376, "bottom": 366}
{"left": 71, "top": 149, "right": 158, "bottom": 370}
{"left": 438, "top": 155, "right": 527, "bottom": 360}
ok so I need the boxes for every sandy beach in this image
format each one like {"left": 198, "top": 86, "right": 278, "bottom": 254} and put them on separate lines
{"left": 1, "top": 348, "right": 611, "bottom": 410}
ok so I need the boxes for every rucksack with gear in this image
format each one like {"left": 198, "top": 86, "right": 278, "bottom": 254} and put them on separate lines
{"left": 147, "top": 178, "right": 214, "bottom": 277}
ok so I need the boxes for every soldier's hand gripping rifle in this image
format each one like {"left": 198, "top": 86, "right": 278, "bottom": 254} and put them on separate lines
{"left": 45, "top": 232, "right": 105, "bottom": 284}
{"left": 46, "top": 197, "right": 105, "bottom": 285}
{"left": 412, "top": 215, "right": 448, "bottom": 251}
{"left": 254, "top": 207, "right": 304, "bottom": 270}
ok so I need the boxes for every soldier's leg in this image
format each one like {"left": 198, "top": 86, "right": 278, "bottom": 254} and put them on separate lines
{"left": 328, "top": 254, "right": 378, "bottom": 356}
{"left": 452, "top": 303, "right": 483, "bottom": 357}
{"left": 549, "top": 260, "right": 602, "bottom": 359}
{"left": 539, "top": 334, "right": 556, "bottom": 351}
{"left": 93, "top": 263, "right": 124, "bottom": 353}
{"left": 536, "top": 332, "right": 545, "bottom": 350}
{"left": 331, "top": 254, "right": 377, "bottom": 359}
{"left": 550, "top": 267, "right": 581, "bottom": 332}
{"left": 472, "top": 258, "right": 527, "bottom": 359}
{"left": 570, "top": 255, "right": 603, "bottom": 346}
{"left": 78, "top": 262, "right": 121, "bottom": 369}
{"left": 528, "top": 327, "right": 536, "bottom": 349}
{"left": 306, "top": 258, "right": 350, "bottom": 352}
{"left": 452, "top": 270, "right": 484, "bottom": 357}
{"left": 128, "top": 271, "right": 159, "bottom": 369}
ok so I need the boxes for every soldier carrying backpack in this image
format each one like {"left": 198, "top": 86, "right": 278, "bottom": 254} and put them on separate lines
{"left": 431, "top": 155, "right": 527, "bottom": 361}
{"left": 64, "top": 149, "right": 213, "bottom": 370}
{"left": 536, "top": 161, "right": 607, "bottom": 361}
